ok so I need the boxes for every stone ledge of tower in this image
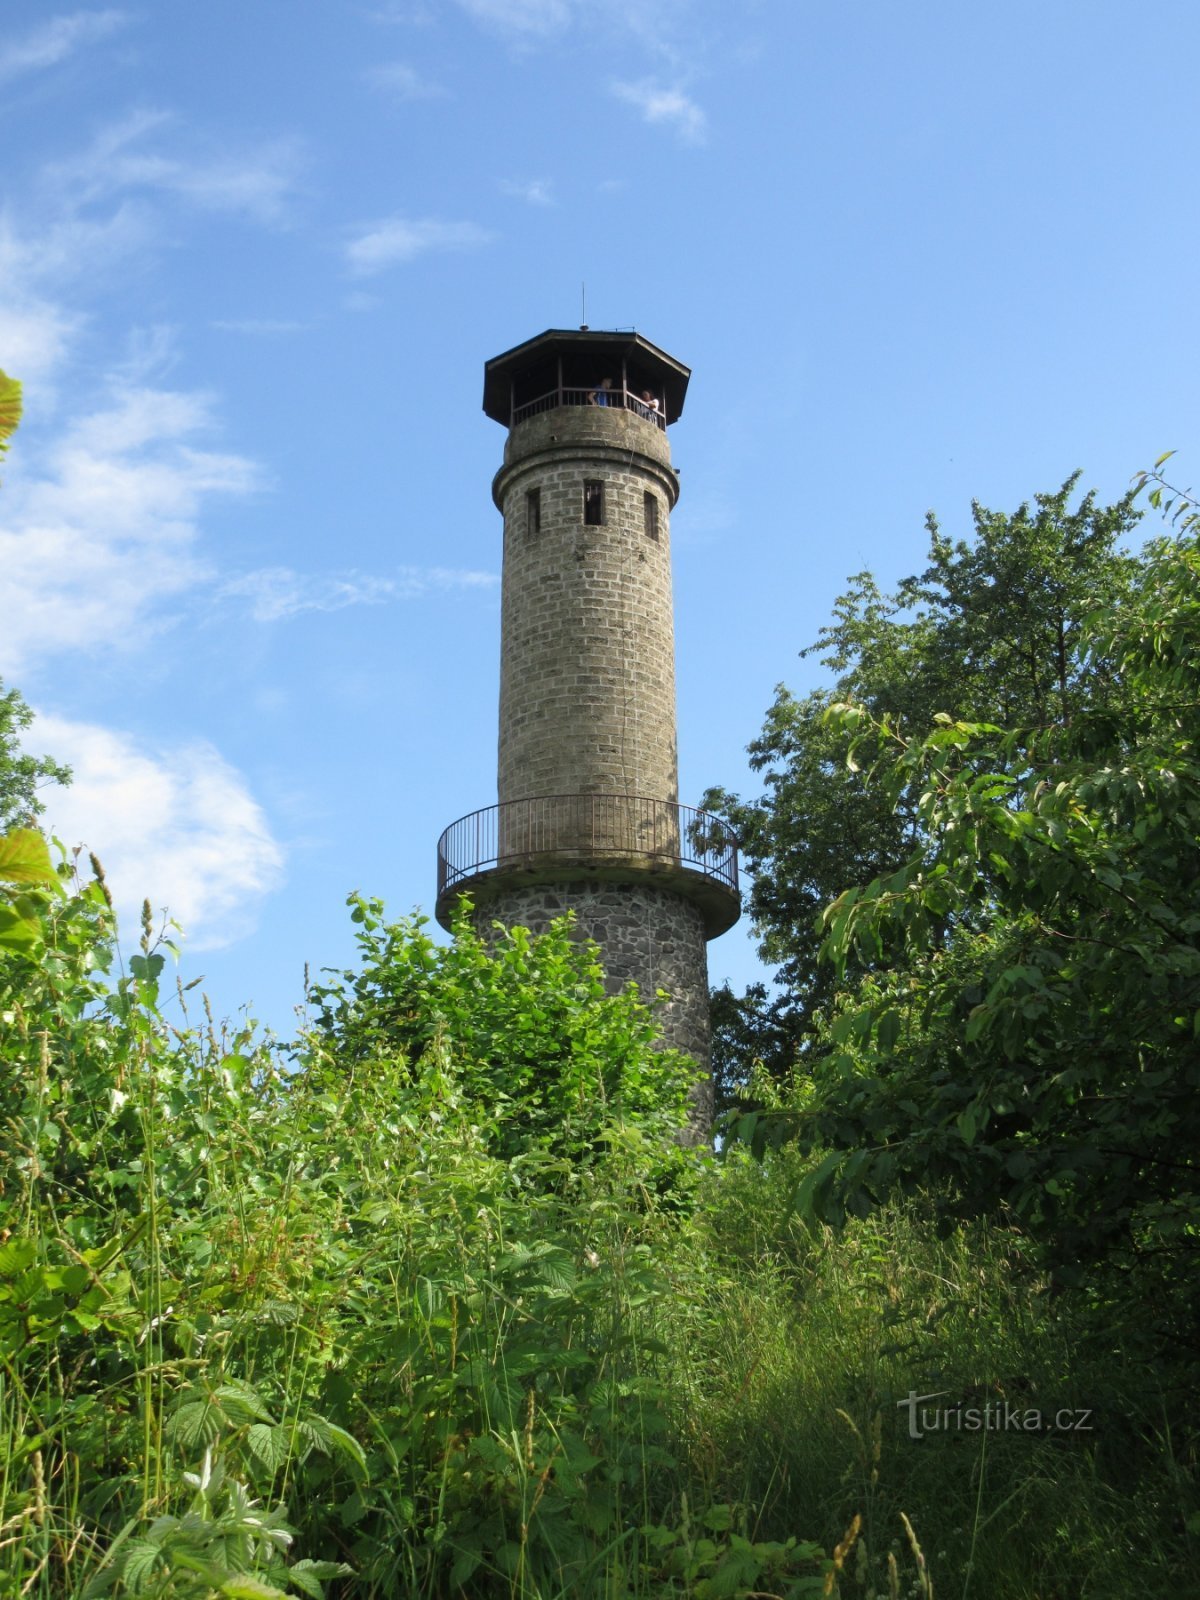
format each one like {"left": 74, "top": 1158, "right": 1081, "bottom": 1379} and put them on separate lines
{"left": 435, "top": 854, "right": 740, "bottom": 941}
{"left": 501, "top": 402, "right": 673, "bottom": 472}
{"left": 493, "top": 449, "right": 680, "bottom": 516}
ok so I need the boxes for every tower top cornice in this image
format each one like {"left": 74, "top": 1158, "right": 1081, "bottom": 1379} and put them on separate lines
{"left": 483, "top": 328, "right": 691, "bottom": 427}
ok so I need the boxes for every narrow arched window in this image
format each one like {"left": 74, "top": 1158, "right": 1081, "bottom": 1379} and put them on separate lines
{"left": 644, "top": 492, "right": 659, "bottom": 541}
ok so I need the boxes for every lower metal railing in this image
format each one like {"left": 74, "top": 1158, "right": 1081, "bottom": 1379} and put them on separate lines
{"left": 437, "top": 794, "right": 737, "bottom": 899}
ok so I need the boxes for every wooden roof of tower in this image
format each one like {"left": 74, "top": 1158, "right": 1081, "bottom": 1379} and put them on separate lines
{"left": 482, "top": 328, "right": 691, "bottom": 426}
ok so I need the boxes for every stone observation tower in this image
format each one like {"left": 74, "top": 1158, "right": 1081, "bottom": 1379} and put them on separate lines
{"left": 434, "top": 327, "right": 740, "bottom": 1133}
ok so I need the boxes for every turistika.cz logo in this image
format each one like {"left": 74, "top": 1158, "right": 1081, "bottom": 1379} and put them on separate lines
{"left": 898, "top": 1390, "right": 1094, "bottom": 1441}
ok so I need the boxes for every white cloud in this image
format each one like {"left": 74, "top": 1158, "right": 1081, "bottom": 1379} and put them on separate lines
{"left": 46, "top": 111, "right": 304, "bottom": 227}
{"left": 366, "top": 60, "right": 446, "bottom": 99}
{"left": 453, "top": 0, "right": 572, "bottom": 34}
{"left": 34, "top": 715, "right": 284, "bottom": 950}
{"left": 0, "top": 385, "right": 261, "bottom": 675}
{"left": 500, "top": 177, "right": 553, "bottom": 206}
{"left": 610, "top": 78, "right": 706, "bottom": 142}
{"left": 113, "top": 324, "right": 179, "bottom": 385}
{"left": 223, "top": 564, "right": 498, "bottom": 622}
{"left": 345, "top": 216, "right": 493, "bottom": 276}
{"left": 0, "top": 296, "right": 80, "bottom": 391}
{"left": 0, "top": 9, "right": 129, "bottom": 85}
{"left": 222, "top": 567, "right": 397, "bottom": 622}
{"left": 0, "top": 203, "right": 154, "bottom": 302}
{"left": 211, "top": 318, "right": 306, "bottom": 336}
{"left": 453, "top": 0, "right": 695, "bottom": 58}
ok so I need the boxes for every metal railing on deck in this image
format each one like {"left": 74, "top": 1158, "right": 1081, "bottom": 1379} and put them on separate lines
{"left": 511, "top": 386, "right": 666, "bottom": 429}
{"left": 437, "top": 794, "right": 737, "bottom": 899}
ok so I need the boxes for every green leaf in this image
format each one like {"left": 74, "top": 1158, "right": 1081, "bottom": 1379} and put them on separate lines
{"left": 119, "top": 1539, "right": 162, "bottom": 1594}
{"left": 0, "top": 369, "right": 20, "bottom": 456}
{"left": 320, "top": 1419, "right": 368, "bottom": 1477}
{"left": 0, "top": 829, "right": 64, "bottom": 895}
{"left": 219, "top": 1579, "right": 289, "bottom": 1600}
{"left": 246, "top": 1423, "right": 292, "bottom": 1474}
{"left": 0, "top": 900, "right": 42, "bottom": 952}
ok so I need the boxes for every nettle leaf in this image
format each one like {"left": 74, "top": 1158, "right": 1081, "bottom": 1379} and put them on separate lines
{"left": 215, "top": 1380, "right": 274, "bottom": 1425}
{"left": 118, "top": 1538, "right": 162, "bottom": 1594}
{"left": 287, "top": 1561, "right": 354, "bottom": 1599}
{"left": 218, "top": 1578, "right": 289, "bottom": 1600}
{"left": 246, "top": 1423, "right": 293, "bottom": 1474}
{"left": 168, "top": 1399, "right": 223, "bottom": 1448}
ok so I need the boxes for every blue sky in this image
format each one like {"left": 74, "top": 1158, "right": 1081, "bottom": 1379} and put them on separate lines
{"left": 3, "top": 0, "right": 1197, "bottom": 1037}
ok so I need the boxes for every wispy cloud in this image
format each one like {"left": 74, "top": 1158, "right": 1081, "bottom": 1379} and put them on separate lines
{"left": 454, "top": 0, "right": 697, "bottom": 61}
{"left": 113, "top": 324, "right": 179, "bottom": 385}
{"left": 0, "top": 296, "right": 80, "bottom": 390}
{"left": 365, "top": 60, "right": 446, "bottom": 99}
{"left": 610, "top": 78, "right": 706, "bottom": 143}
{"left": 211, "top": 318, "right": 306, "bottom": 336}
{"left": 223, "top": 564, "right": 498, "bottom": 622}
{"left": 500, "top": 177, "right": 553, "bottom": 206}
{"left": 221, "top": 567, "right": 398, "bottom": 622}
{"left": 45, "top": 110, "right": 305, "bottom": 226}
{"left": 453, "top": 0, "right": 572, "bottom": 35}
{"left": 0, "top": 9, "right": 129, "bottom": 85}
{"left": 35, "top": 714, "right": 284, "bottom": 950}
{"left": 0, "top": 385, "right": 261, "bottom": 676}
{"left": 0, "top": 204, "right": 155, "bottom": 299}
{"left": 345, "top": 215, "right": 493, "bottom": 276}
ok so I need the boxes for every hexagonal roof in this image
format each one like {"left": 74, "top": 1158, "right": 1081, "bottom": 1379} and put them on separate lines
{"left": 482, "top": 328, "right": 691, "bottom": 426}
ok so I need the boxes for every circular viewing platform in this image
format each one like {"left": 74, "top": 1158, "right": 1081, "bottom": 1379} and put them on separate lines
{"left": 436, "top": 794, "right": 740, "bottom": 937}
{"left": 512, "top": 384, "right": 666, "bottom": 430}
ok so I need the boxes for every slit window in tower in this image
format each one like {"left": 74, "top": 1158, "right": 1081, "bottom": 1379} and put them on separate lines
{"left": 526, "top": 487, "right": 541, "bottom": 537}
{"left": 584, "top": 480, "right": 604, "bottom": 526}
{"left": 644, "top": 492, "right": 659, "bottom": 541}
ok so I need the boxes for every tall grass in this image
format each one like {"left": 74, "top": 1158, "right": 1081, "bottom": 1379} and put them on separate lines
{"left": 1, "top": 877, "right": 1196, "bottom": 1596}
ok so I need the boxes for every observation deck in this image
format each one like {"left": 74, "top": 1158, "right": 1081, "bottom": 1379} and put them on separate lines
{"left": 483, "top": 327, "right": 690, "bottom": 430}
{"left": 435, "top": 794, "right": 740, "bottom": 937}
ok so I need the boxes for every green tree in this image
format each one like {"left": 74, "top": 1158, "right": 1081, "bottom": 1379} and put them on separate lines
{"left": 730, "top": 527, "right": 1200, "bottom": 1351}
{"left": 0, "top": 681, "right": 72, "bottom": 831}
{"left": 706, "top": 476, "right": 1140, "bottom": 1101}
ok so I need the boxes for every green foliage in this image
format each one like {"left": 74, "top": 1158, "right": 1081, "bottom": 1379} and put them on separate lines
{"left": 5, "top": 855, "right": 847, "bottom": 1596}
{"left": 0, "top": 678, "right": 73, "bottom": 836}
{"left": 705, "top": 476, "right": 1140, "bottom": 1096}
{"left": 304, "top": 896, "right": 696, "bottom": 1168}
{"left": 0, "top": 681, "right": 71, "bottom": 838}
{"left": 0, "top": 836, "right": 1195, "bottom": 1594}
{"left": 729, "top": 530, "right": 1200, "bottom": 1357}
{"left": 0, "top": 367, "right": 21, "bottom": 458}
{"left": 0, "top": 381, "right": 71, "bottom": 830}
{"left": 1133, "top": 449, "right": 1200, "bottom": 537}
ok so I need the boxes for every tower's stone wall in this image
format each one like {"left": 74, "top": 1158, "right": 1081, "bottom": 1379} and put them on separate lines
{"left": 477, "top": 879, "right": 713, "bottom": 1141}
{"left": 435, "top": 331, "right": 741, "bottom": 1142}
{"left": 494, "top": 407, "right": 679, "bottom": 808}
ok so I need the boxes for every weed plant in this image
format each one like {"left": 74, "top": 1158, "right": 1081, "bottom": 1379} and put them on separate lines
{"left": 0, "top": 836, "right": 1196, "bottom": 1597}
